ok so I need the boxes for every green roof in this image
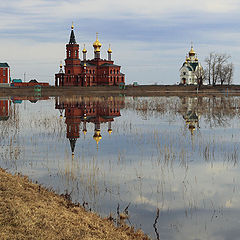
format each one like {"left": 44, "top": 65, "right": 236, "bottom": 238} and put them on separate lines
{"left": 189, "top": 62, "right": 198, "bottom": 71}
{"left": 80, "top": 62, "right": 96, "bottom": 67}
{"left": 0, "top": 116, "right": 9, "bottom": 121}
{"left": 0, "top": 63, "right": 9, "bottom": 68}
{"left": 100, "top": 63, "right": 120, "bottom": 67}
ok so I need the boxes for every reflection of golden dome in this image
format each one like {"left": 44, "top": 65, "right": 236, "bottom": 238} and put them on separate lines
{"left": 82, "top": 44, "right": 87, "bottom": 53}
{"left": 108, "top": 129, "right": 112, "bottom": 135}
{"left": 60, "top": 115, "right": 63, "bottom": 119}
{"left": 93, "top": 130, "right": 102, "bottom": 145}
{"left": 83, "top": 129, "right": 87, "bottom": 135}
{"left": 107, "top": 44, "right": 112, "bottom": 53}
{"left": 189, "top": 125, "right": 195, "bottom": 135}
{"left": 189, "top": 46, "right": 196, "bottom": 56}
{"left": 93, "top": 33, "right": 102, "bottom": 50}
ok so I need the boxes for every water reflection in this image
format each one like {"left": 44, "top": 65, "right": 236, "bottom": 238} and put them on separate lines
{"left": 0, "top": 98, "right": 10, "bottom": 121}
{"left": 55, "top": 96, "right": 125, "bottom": 154}
{"left": 1, "top": 95, "right": 240, "bottom": 239}
{"left": 182, "top": 97, "right": 200, "bottom": 135}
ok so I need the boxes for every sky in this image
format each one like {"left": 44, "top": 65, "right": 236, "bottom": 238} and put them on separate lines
{"left": 1, "top": 0, "right": 240, "bottom": 85}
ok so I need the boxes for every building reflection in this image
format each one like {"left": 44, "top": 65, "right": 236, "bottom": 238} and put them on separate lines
{"left": 0, "top": 99, "right": 10, "bottom": 121}
{"left": 181, "top": 97, "right": 200, "bottom": 135}
{"left": 55, "top": 96, "right": 125, "bottom": 155}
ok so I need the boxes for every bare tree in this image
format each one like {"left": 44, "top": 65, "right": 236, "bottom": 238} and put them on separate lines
{"left": 204, "top": 53, "right": 233, "bottom": 86}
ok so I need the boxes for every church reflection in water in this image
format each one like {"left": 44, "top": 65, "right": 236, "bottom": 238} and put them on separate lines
{"left": 181, "top": 97, "right": 200, "bottom": 135}
{"left": 55, "top": 96, "right": 125, "bottom": 155}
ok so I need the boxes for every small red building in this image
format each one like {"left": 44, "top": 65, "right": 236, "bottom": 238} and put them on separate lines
{"left": 55, "top": 25, "right": 125, "bottom": 87}
{"left": 0, "top": 63, "right": 10, "bottom": 84}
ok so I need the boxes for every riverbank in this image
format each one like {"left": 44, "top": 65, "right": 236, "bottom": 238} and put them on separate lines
{"left": 0, "top": 168, "right": 149, "bottom": 240}
{"left": 0, "top": 85, "right": 240, "bottom": 97}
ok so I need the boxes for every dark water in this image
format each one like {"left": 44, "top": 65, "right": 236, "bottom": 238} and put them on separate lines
{"left": 1, "top": 95, "right": 240, "bottom": 240}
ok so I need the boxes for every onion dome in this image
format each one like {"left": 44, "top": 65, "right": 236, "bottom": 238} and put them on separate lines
{"left": 107, "top": 44, "right": 112, "bottom": 53}
{"left": 93, "top": 130, "right": 102, "bottom": 145}
{"left": 189, "top": 46, "right": 196, "bottom": 56}
{"left": 93, "top": 33, "right": 102, "bottom": 52}
{"left": 189, "top": 124, "right": 195, "bottom": 135}
{"left": 59, "top": 61, "right": 64, "bottom": 73}
{"left": 108, "top": 129, "right": 112, "bottom": 135}
{"left": 82, "top": 44, "right": 87, "bottom": 53}
{"left": 83, "top": 129, "right": 87, "bottom": 136}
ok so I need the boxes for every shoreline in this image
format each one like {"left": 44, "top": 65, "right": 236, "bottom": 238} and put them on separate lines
{"left": 0, "top": 85, "right": 239, "bottom": 97}
{"left": 0, "top": 168, "right": 149, "bottom": 240}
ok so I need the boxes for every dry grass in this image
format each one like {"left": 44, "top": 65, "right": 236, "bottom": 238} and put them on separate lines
{"left": 0, "top": 168, "right": 149, "bottom": 240}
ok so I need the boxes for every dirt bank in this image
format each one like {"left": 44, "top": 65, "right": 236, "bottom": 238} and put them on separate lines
{"left": 1, "top": 85, "right": 240, "bottom": 97}
{"left": 0, "top": 168, "right": 149, "bottom": 240}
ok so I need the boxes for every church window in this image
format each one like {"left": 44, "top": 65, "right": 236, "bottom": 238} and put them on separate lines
{"left": 68, "top": 70, "right": 70, "bottom": 74}
{"left": 183, "top": 72, "right": 186, "bottom": 75}
{"left": 68, "top": 50, "right": 71, "bottom": 57}
{"left": 114, "top": 69, "right": 115, "bottom": 74}
{"left": 93, "top": 70, "right": 95, "bottom": 74}
{"left": 3, "top": 69, "right": 5, "bottom": 76}
{"left": 117, "top": 70, "right": 119, "bottom": 74}
{"left": 89, "top": 70, "right": 91, "bottom": 74}
{"left": 110, "top": 70, "right": 112, "bottom": 74}
{"left": 75, "top": 50, "right": 78, "bottom": 57}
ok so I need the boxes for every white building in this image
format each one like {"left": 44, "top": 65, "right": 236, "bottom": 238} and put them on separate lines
{"left": 179, "top": 46, "right": 203, "bottom": 85}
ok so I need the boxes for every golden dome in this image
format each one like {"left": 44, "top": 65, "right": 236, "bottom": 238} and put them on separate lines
{"left": 108, "top": 44, "right": 112, "bottom": 53}
{"left": 94, "top": 47, "right": 101, "bottom": 52}
{"left": 189, "top": 46, "right": 196, "bottom": 56}
{"left": 82, "top": 44, "right": 87, "bottom": 53}
{"left": 93, "top": 33, "right": 102, "bottom": 49}
{"left": 189, "top": 124, "right": 195, "bottom": 135}
{"left": 93, "top": 130, "right": 102, "bottom": 145}
{"left": 71, "top": 21, "right": 74, "bottom": 30}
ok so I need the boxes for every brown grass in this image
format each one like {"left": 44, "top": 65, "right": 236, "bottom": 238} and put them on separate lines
{"left": 0, "top": 168, "right": 149, "bottom": 240}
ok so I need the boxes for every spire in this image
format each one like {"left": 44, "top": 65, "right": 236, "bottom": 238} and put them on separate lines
{"left": 69, "top": 23, "right": 76, "bottom": 44}
{"left": 69, "top": 138, "right": 77, "bottom": 155}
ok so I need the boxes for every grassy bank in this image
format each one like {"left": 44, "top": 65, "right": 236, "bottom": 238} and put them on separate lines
{"left": 0, "top": 168, "right": 149, "bottom": 240}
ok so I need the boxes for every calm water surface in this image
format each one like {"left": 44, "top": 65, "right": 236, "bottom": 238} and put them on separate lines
{"left": 1, "top": 95, "right": 240, "bottom": 240}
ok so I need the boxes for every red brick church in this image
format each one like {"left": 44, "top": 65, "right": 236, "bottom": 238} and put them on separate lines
{"left": 55, "top": 25, "right": 125, "bottom": 87}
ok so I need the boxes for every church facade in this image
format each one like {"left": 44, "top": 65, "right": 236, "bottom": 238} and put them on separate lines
{"left": 55, "top": 25, "right": 125, "bottom": 87}
{"left": 179, "top": 46, "right": 203, "bottom": 85}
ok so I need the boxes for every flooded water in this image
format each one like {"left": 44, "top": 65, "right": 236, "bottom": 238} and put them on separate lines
{"left": 1, "top": 95, "right": 240, "bottom": 239}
